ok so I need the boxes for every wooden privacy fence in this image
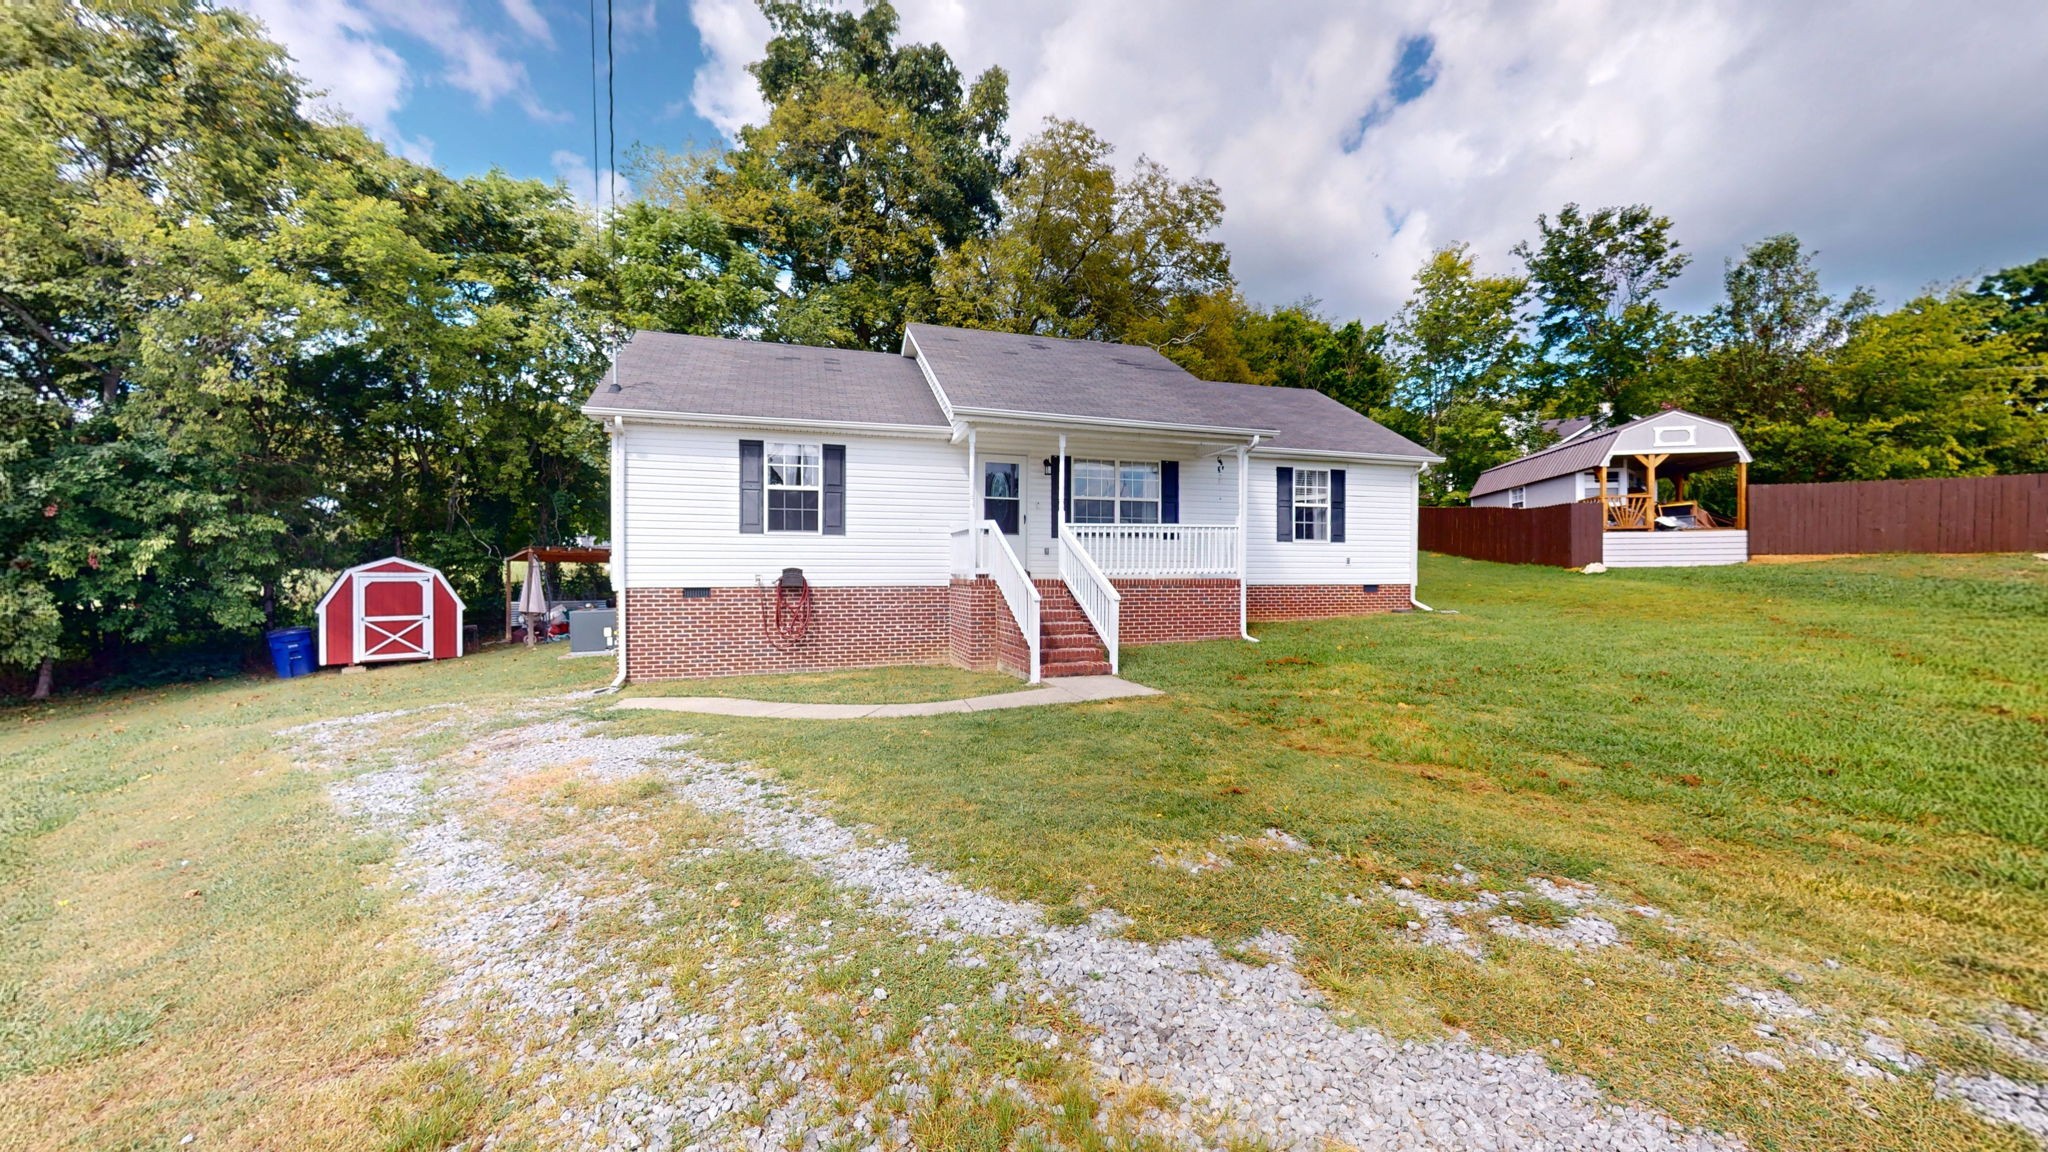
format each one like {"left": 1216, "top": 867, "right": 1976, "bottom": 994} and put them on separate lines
{"left": 1748, "top": 473, "right": 2048, "bottom": 555}
{"left": 1419, "top": 502, "right": 1603, "bottom": 568}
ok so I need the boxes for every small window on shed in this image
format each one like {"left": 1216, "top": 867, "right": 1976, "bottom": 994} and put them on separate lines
{"left": 1508, "top": 485, "right": 1527, "bottom": 509}
{"left": 1654, "top": 425, "right": 1697, "bottom": 447}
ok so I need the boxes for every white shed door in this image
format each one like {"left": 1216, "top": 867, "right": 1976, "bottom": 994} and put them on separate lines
{"left": 355, "top": 574, "right": 435, "bottom": 662}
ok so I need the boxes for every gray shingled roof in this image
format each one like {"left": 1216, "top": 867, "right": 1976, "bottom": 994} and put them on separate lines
{"left": 1468, "top": 428, "right": 1627, "bottom": 498}
{"left": 586, "top": 330, "right": 948, "bottom": 428}
{"left": 905, "top": 324, "right": 1434, "bottom": 459}
{"left": 586, "top": 325, "right": 1435, "bottom": 460}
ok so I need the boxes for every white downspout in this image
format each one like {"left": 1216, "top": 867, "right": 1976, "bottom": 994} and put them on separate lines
{"left": 1407, "top": 465, "right": 1434, "bottom": 611}
{"left": 599, "top": 414, "right": 629, "bottom": 692}
{"left": 1237, "top": 439, "right": 1258, "bottom": 642}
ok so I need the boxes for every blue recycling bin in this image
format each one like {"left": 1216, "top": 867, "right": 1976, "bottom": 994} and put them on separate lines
{"left": 266, "top": 626, "right": 316, "bottom": 679}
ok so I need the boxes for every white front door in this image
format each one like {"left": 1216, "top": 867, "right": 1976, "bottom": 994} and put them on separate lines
{"left": 355, "top": 574, "right": 435, "bottom": 662}
{"left": 981, "top": 457, "right": 1026, "bottom": 553}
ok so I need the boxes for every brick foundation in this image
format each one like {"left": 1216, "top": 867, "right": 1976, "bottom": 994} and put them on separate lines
{"left": 1096, "top": 578, "right": 1241, "bottom": 645}
{"left": 1247, "top": 583, "right": 1412, "bottom": 621}
{"left": 624, "top": 586, "right": 950, "bottom": 681}
{"left": 947, "top": 578, "right": 1031, "bottom": 679}
{"left": 624, "top": 578, "right": 1413, "bottom": 681}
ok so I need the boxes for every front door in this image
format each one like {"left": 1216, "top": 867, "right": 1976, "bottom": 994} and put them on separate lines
{"left": 982, "top": 457, "right": 1025, "bottom": 552}
{"left": 356, "top": 574, "right": 435, "bottom": 662}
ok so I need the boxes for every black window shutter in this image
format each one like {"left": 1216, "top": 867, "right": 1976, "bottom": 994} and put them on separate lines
{"left": 822, "top": 444, "right": 846, "bottom": 535}
{"left": 1330, "top": 468, "right": 1347, "bottom": 542}
{"left": 1160, "top": 461, "right": 1180, "bottom": 524}
{"left": 1275, "top": 466, "right": 1294, "bottom": 542}
{"left": 739, "top": 440, "right": 764, "bottom": 533}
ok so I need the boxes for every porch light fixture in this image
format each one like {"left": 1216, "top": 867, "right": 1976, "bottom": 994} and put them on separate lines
{"left": 1042, "top": 457, "right": 1056, "bottom": 477}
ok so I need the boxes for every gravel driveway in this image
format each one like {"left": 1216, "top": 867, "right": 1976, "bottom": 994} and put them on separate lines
{"left": 292, "top": 704, "right": 1763, "bottom": 1151}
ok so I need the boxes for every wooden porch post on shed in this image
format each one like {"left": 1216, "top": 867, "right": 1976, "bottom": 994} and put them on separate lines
{"left": 1636, "top": 454, "right": 1668, "bottom": 525}
{"left": 1736, "top": 461, "right": 1749, "bottom": 530}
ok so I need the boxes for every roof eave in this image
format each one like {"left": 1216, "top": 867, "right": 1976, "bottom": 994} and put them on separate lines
{"left": 1253, "top": 445, "right": 1441, "bottom": 467}
{"left": 581, "top": 404, "right": 953, "bottom": 438}
{"left": 950, "top": 405, "right": 1276, "bottom": 439}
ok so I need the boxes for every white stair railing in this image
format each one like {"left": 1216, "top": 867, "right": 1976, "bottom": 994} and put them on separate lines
{"left": 1057, "top": 533, "right": 1121, "bottom": 676}
{"left": 976, "top": 520, "right": 1041, "bottom": 683}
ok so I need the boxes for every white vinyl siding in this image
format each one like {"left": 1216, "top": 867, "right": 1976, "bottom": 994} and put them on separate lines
{"left": 1604, "top": 531, "right": 1749, "bottom": 568}
{"left": 620, "top": 423, "right": 956, "bottom": 588}
{"left": 1470, "top": 472, "right": 1580, "bottom": 509}
{"left": 619, "top": 423, "right": 1422, "bottom": 590}
{"left": 1246, "top": 457, "right": 1418, "bottom": 586}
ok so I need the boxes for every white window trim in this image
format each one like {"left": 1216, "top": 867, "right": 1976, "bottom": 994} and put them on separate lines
{"left": 1070, "top": 458, "right": 1162, "bottom": 525}
{"left": 1654, "top": 425, "right": 1697, "bottom": 447}
{"left": 1292, "top": 468, "right": 1331, "bottom": 542}
{"left": 1508, "top": 485, "right": 1527, "bottom": 509}
{"left": 765, "top": 441, "right": 823, "bottom": 534}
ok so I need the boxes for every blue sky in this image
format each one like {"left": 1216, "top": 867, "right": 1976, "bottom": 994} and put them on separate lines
{"left": 235, "top": 0, "right": 2048, "bottom": 321}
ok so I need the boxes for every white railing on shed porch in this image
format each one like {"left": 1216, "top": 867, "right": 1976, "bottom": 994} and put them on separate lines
{"left": 1057, "top": 534, "right": 1121, "bottom": 676}
{"left": 1060, "top": 523, "right": 1240, "bottom": 577}
{"left": 950, "top": 521, "right": 1042, "bottom": 683}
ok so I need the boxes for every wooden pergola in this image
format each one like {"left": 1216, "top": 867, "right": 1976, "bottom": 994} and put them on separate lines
{"left": 502, "top": 545, "right": 611, "bottom": 641}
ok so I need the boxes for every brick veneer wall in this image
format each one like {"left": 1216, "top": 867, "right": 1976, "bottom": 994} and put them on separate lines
{"left": 625, "top": 586, "right": 950, "bottom": 680}
{"left": 947, "top": 578, "right": 1030, "bottom": 679}
{"left": 624, "top": 578, "right": 1413, "bottom": 681}
{"left": 1101, "top": 578, "right": 1240, "bottom": 645}
{"left": 1247, "top": 583, "right": 1412, "bottom": 621}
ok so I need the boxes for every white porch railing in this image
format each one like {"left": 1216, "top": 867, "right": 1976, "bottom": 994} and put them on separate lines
{"left": 1060, "top": 523, "right": 1240, "bottom": 577}
{"left": 1057, "top": 534, "right": 1121, "bottom": 676}
{"left": 958, "top": 520, "right": 1041, "bottom": 683}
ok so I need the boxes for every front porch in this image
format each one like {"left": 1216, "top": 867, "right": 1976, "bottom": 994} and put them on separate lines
{"left": 949, "top": 421, "right": 1260, "bottom": 683}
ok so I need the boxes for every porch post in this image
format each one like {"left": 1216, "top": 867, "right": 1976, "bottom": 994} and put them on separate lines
{"left": 1055, "top": 433, "right": 1066, "bottom": 542}
{"left": 1736, "top": 461, "right": 1749, "bottom": 530}
{"left": 965, "top": 426, "right": 977, "bottom": 529}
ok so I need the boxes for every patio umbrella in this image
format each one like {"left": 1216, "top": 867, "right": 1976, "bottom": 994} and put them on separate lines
{"left": 518, "top": 557, "right": 548, "bottom": 646}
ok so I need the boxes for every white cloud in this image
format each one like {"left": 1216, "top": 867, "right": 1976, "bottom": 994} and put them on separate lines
{"left": 553, "top": 149, "right": 633, "bottom": 214}
{"left": 231, "top": 0, "right": 565, "bottom": 147}
{"left": 233, "top": 0, "right": 421, "bottom": 150}
{"left": 688, "top": 0, "right": 2048, "bottom": 320}
{"left": 500, "top": 0, "right": 554, "bottom": 48}
{"left": 687, "top": 0, "right": 771, "bottom": 136}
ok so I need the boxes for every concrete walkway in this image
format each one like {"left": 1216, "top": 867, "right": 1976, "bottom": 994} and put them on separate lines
{"left": 611, "top": 675, "right": 1159, "bottom": 719}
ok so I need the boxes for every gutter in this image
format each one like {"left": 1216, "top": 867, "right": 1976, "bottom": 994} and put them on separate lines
{"left": 598, "top": 414, "right": 629, "bottom": 693}
{"left": 579, "top": 406, "right": 952, "bottom": 439}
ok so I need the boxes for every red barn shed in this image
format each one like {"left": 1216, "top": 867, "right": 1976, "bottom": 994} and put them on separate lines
{"left": 316, "top": 557, "right": 465, "bottom": 667}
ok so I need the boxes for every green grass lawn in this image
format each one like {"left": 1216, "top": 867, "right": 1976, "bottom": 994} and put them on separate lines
{"left": 604, "top": 552, "right": 2048, "bottom": 1152}
{"left": 621, "top": 663, "right": 1026, "bottom": 704}
{"left": 0, "top": 647, "right": 608, "bottom": 1150}
{"left": 4, "top": 553, "right": 2044, "bottom": 1151}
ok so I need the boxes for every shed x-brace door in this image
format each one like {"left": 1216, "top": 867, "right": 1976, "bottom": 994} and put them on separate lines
{"left": 355, "top": 574, "right": 435, "bottom": 662}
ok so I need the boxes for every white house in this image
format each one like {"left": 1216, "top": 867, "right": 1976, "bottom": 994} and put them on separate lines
{"left": 584, "top": 324, "right": 1440, "bottom": 683}
{"left": 1469, "top": 409, "right": 1753, "bottom": 568}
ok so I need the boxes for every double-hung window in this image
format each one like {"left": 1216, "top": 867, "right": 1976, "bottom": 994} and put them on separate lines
{"left": 765, "top": 442, "right": 822, "bottom": 532}
{"left": 1070, "top": 459, "right": 1160, "bottom": 524}
{"left": 1508, "top": 485, "right": 1527, "bottom": 509}
{"left": 1292, "top": 468, "right": 1331, "bottom": 541}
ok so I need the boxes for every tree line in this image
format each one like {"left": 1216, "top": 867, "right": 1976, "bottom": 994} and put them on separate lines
{"left": 2, "top": 0, "right": 2042, "bottom": 695}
